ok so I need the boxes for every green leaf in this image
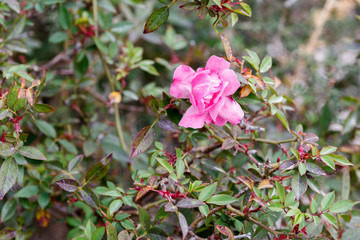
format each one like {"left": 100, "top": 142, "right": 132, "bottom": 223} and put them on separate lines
{"left": 310, "top": 199, "right": 318, "bottom": 214}
{"left": 91, "top": 227, "right": 105, "bottom": 240}
{"left": 12, "top": 97, "right": 27, "bottom": 111}
{"left": 285, "top": 206, "right": 300, "bottom": 217}
{"left": 322, "top": 212, "right": 337, "bottom": 228}
{"left": 59, "top": 4, "right": 71, "bottom": 29}
{"left": 206, "top": 194, "right": 238, "bottom": 205}
{"left": 93, "top": 37, "right": 108, "bottom": 55}
{"left": 298, "top": 162, "right": 306, "bottom": 176}
{"left": 305, "top": 162, "right": 327, "bottom": 176}
{"left": 68, "top": 154, "right": 84, "bottom": 172}
{"left": 0, "top": 142, "right": 16, "bottom": 157}
{"left": 329, "top": 200, "right": 359, "bottom": 213}
{"left": 58, "top": 139, "right": 77, "bottom": 154}
{"left": 143, "top": 7, "right": 169, "bottom": 34}
{"left": 320, "top": 146, "right": 337, "bottom": 155}
{"left": 139, "top": 206, "right": 151, "bottom": 230}
{"left": 199, "top": 204, "right": 209, "bottom": 216}
{"left": 6, "top": 83, "right": 18, "bottom": 108}
{"left": 79, "top": 188, "right": 99, "bottom": 208}
{"left": 180, "top": 2, "right": 202, "bottom": 10}
{"left": 1, "top": 199, "right": 16, "bottom": 222}
{"left": 85, "top": 154, "right": 112, "bottom": 183}
{"left": 156, "top": 157, "right": 173, "bottom": 173}
{"left": 176, "top": 158, "right": 185, "bottom": 179}
{"left": 245, "top": 49, "right": 260, "bottom": 66}
{"left": 177, "top": 198, "right": 204, "bottom": 208}
{"left": 321, "top": 192, "right": 335, "bottom": 212}
{"left": 105, "top": 222, "right": 117, "bottom": 240}
{"left": 33, "top": 103, "right": 55, "bottom": 113}
{"left": 130, "top": 126, "right": 155, "bottom": 158}
{"left": 36, "top": 120, "right": 56, "bottom": 138}
{"left": 275, "top": 108, "right": 290, "bottom": 131}
{"left": 198, "top": 183, "right": 217, "bottom": 202}
{"left": 108, "top": 199, "right": 122, "bottom": 217}
{"left": 268, "top": 202, "right": 283, "bottom": 212}
{"left": 212, "top": 0, "right": 222, "bottom": 7}
{"left": 291, "top": 173, "right": 307, "bottom": 200}
{"left": 18, "top": 146, "right": 47, "bottom": 160}
{"left": 49, "top": 31, "right": 68, "bottom": 43}
{"left": 14, "top": 185, "right": 39, "bottom": 198}
{"left": 275, "top": 181, "right": 285, "bottom": 203}
{"left": 38, "top": 191, "right": 50, "bottom": 209}
{"left": 342, "top": 167, "right": 350, "bottom": 200}
{"left": 328, "top": 154, "right": 352, "bottom": 166}
{"left": 85, "top": 219, "right": 96, "bottom": 238}
{"left": 239, "top": 2, "right": 252, "bottom": 17}
{"left": 0, "top": 158, "right": 18, "bottom": 200}
{"left": 307, "top": 177, "right": 321, "bottom": 194}
{"left": 320, "top": 155, "right": 335, "bottom": 170}
{"left": 260, "top": 56, "right": 272, "bottom": 73}
{"left": 120, "top": 219, "right": 136, "bottom": 230}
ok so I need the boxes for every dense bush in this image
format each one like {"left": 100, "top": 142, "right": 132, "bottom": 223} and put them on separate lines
{"left": 0, "top": 0, "right": 359, "bottom": 239}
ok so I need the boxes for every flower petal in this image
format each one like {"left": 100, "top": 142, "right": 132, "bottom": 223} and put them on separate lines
{"left": 170, "top": 65, "right": 195, "bottom": 98}
{"left": 191, "top": 72, "right": 211, "bottom": 112}
{"left": 216, "top": 97, "right": 244, "bottom": 125}
{"left": 208, "top": 96, "right": 225, "bottom": 121}
{"left": 179, "top": 105, "right": 207, "bottom": 129}
{"left": 205, "top": 55, "right": 230, "bottom": 73}
{"left": 218, "top": 69, "right": 240, "bottom": 96}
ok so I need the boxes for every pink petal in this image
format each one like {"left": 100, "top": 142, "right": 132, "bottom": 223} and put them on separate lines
{"left": 191, "top": 73, "right": 211, "bottom": 112}
{"left": 216, "top": 97, "right": 244, "bottom": 125}
{"left": 205, "top": 56, "right": 230, "bottom": 73}
{"left": 179, "top": 105, "right": 207, "bottom": 129}
{"left": 208, "top": 96, "right": 225, "bottom": 121}
{"left": 170, "top": 65, "right": 195, "bottom": 98}
{"left": 218, "top": 69, "right": 240, "bottom": 96}
{"left": 213, "top": 115, "right": 227, "bottom": 126}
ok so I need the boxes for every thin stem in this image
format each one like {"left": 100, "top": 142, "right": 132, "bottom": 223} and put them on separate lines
{"left": 93, "top": 0, "right": 98, "bottom": 37}
{"left": 98, "top": 49, "right": 127, "bottom": 152}
{"left": 144, "top": 198, "right": 167, "bottom": 211}
{"left": 237, "top": 136, "right": 297, "bottom": 145}
{"left": 189, "top": 191, "right": 246, "bottom": 229}
{"left": 92, "top": 0, "right": 127, "bottom": 152}
{"left": 190, "top": 206, "right": 225, "bottom": 229}
{"left": 226, "top": 205, "right": 292, "bottom": 237}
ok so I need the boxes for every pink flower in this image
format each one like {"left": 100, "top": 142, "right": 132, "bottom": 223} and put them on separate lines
{"left": 170, "top": 55, "right": 244, "bottom": 128}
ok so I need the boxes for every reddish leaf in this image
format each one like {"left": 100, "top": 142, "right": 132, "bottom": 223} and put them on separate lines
{"left": 130, "top": 126, "right": 155, "bottom": 158}
{"left": 56, "top": 179, "right": 79, "bottom": 193}
{"left": 135, "top": 186, "right": 151, "bottom": 202}
{"left": 220, "top": 33, "right": 233, "bottom": 62}
{"left": 216, "top": 225, "right": 234, "bottom": 240}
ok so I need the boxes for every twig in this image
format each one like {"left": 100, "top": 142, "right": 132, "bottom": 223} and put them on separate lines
{"left": 226, "top": 205, "right": 292, "bottom": 237}
{"left": 144, "top": 198, "right": 167, "bottom": 211}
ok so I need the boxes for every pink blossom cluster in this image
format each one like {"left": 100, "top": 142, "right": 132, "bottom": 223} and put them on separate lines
{"left": 170, "top": 56, "right": 244, "bottom": 128}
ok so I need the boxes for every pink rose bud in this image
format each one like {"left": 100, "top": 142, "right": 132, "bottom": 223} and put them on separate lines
{"left": 170, "top": 55, "right": 244, "bottom": 128}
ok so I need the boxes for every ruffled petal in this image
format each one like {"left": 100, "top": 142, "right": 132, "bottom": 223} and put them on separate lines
{"left": 213, "top": 115, "right": 227, "bottom": 126}
{"left": 179, "top": 105, "right": 207, "bottom": 129}
{"left": 170, "top": 65, "right": 195, "bottom": 98}
{"left": 208, "top": 96, "right": 225, "bottom": 121}
{"left": 218, "top": 69, "right": 240, "bottom": 96}
{"left": 191, "top": 73, "right": 211, "bottom": 112}
{"left": 216, "top": 97, "right": 244, "bottom": 125}
{"left": 205, "top": 55, "right": 230, "bottom": 74}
